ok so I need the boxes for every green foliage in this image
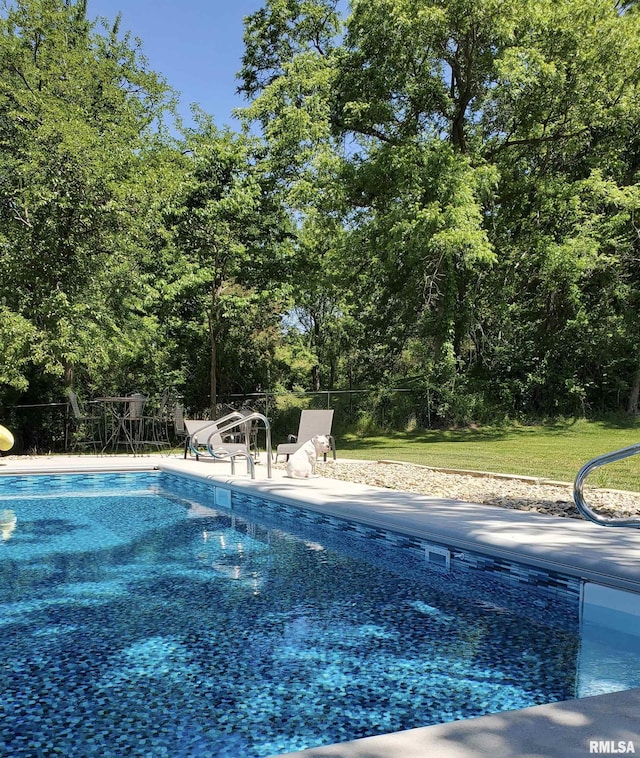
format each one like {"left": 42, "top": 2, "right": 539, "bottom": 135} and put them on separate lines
{"left": 237, "top": 0, "right": 640, "bottom": 423}
{"left": 3, "top": 0, "right": 640, "bottom": 451}
{"left": 0, "top": 0, "right": 174, "bottom": 399}
{"left": 161, "top": 115, "right": 293, "bottom": 413}
{"left": 0, "top": 306, "right": 39, "bottom": 390}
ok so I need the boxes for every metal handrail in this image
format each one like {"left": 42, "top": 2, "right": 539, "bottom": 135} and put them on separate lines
{"left": 211, "top": 410, "right": 246, "bottom": 428}
{"left": 186, "top": 413, "right": 246, "bottom": 461}
{"left": 573, "top": 443, "right": 640, "bottom": 528}
{"left": 206, "top": 446, "right": 256, "bottom": 479}
{"left": 206, "top": 412, "right": 273, "bottom": 479}
{"left": 187, "top": 425, "right": 256, "bottom": 478}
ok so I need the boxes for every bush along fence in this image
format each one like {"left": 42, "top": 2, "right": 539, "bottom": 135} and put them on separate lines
{"left": 224, "top": 388, "right": 432, "bottom": 440}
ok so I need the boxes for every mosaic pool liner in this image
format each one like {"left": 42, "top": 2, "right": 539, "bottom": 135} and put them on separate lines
{"left": 0, "top": 471, "right": 597, "bottom": 757}
{"left": 160, "top": 471, "right": 583, "bottom": 602}
{"left": 1, "top": 470, "right": 582, "bottom": 602}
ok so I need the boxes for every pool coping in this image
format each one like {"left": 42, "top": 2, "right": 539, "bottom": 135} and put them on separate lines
{"left": 157, "top": 458, "right": 640, "bottom": 596}
{"left": 2, "top": 453, "right": 640, "bottom": 757}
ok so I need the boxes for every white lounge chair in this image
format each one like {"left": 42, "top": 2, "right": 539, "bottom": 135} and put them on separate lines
{"left": 183, "top": 418, "right": 254, "bottom": 476}
{"left": 275, "top": 409, "right": 336, "bottom": 462}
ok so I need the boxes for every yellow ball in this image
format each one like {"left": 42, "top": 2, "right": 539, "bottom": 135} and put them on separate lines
{"left": 0, "top": 424, "right": 14, "bottom": 452}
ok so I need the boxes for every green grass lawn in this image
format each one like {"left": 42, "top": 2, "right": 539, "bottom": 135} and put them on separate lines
{"left": 337, "top": 417, "right": 640, "bottom": 491}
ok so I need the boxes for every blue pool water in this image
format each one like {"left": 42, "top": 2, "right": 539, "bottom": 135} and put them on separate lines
{"left": 0, "top": 472, "right": 590, "bottom": 756}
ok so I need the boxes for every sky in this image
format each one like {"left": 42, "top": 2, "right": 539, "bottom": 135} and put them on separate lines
{"left": 86, "top": 0, "right": 266, "bottom": 128}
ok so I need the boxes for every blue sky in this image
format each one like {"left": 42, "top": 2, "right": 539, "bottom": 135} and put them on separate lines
{"left": 86, "top": 0, "right": 265, "bottom": 128}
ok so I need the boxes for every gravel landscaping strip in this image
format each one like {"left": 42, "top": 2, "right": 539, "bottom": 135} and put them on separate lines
{"left": 299, "top": 460, "right": 640, "bottom": 521}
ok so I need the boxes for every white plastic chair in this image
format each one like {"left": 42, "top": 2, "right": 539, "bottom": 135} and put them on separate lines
{"left": 275, "top": 409, "right": 336, "bottom": 462}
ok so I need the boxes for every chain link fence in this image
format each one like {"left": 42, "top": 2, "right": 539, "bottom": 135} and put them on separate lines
{"left": 1, "top": 402, "right": 71, "bottom": 455}
{"left": 2, "top": 388, "right": 432, "bottom": 454}
{"left": 223, "top": 388, "right": 431, "bottom": 441}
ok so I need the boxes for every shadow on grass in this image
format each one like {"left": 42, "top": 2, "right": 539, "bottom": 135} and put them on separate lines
{"left": 339, "top": 415, "right": 640, "bottom": 450}
{"left": 339, "top": 426, "right": 528, "bottom": 450}
{"left": 590, "top": 413, "right": 640, "bottom": 431}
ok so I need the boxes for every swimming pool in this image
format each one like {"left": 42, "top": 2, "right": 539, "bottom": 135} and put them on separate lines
{"left": 0, "top": 471, "right": 637, "bottom": 757}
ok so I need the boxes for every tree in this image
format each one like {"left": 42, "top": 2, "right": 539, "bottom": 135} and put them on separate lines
{"left": 328, "top": 0, "right": 500, "bottom": 402}
{"left": 479, "top": 0, "right": 640, "bottom": 415}
{"left": 0, "top": 0, "right": 174, "bottom": 400}
{"left": 241, "top": 0, "right": 640, "bottom": 420}
{"left": 323, "top": 0, "right": 640, "bottom": 417}
{"left": 239, "top": 0, "right": 354, "bottom": 393}
{"left": 163, "top": 115, "right": 292, "bottom": 413}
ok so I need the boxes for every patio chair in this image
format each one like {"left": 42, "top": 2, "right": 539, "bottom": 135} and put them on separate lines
{"left": 275, "top": 409, "right": 336, "bottom": 463}
{"left": 174, "top": 403, "right": 187, "bottom": 443}
{"left": 67, "top": 390, "right": 103, "bottom": 452}
{"left": 138, "top": 387, "right": 172, "bottom": 451}
{"left": 121, "top": 392, "right": 147, "bottom": 452}
{"left": 242, "top": 407, "right": 261, "bottom": 460}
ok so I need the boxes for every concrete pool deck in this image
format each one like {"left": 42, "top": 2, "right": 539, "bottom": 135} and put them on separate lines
{"left": 1, "top": 452, "right": 639, "bottom": 757}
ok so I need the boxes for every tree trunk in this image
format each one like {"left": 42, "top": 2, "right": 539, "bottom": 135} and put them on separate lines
{"left": 627, "top": 360, "right": 640, "bottom": 415}
{"left": 311, "top": 364, "right": 321, "bottom": 392}
{"left": 210, "top": 323, "right": 217, "bottom": 417}
{"left": 63, "top": 361, "right": 74, "bottom": 387}
{"left": 310, "top": 310, "right": 321, "bottom": 391}
{"left": 209, "top": 278, "right": 222, "bottom": 417}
